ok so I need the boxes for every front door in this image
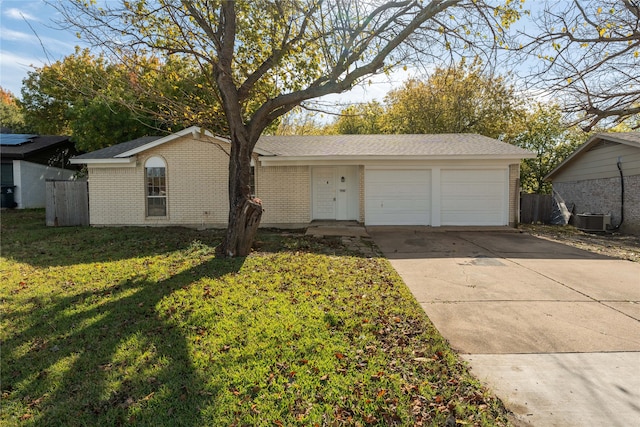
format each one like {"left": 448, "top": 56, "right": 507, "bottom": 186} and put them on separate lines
{"left": 335, "top": 166, "right": 350, "bottom": 220}
{"left": 312, "top": 166, "right": 358, "bottom": 220}
{"left": 312, "top": 167, "right": 336, "bottom": 219}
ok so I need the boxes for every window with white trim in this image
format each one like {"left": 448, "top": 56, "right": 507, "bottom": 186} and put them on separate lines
{"left": 145, "top": 156, "right": 166, "bottom": 217}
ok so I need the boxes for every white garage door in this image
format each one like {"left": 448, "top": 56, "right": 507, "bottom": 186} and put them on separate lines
{"left": 365, "top": 169, "right": 430, "bottom": 225}
{"left": 441, "top": 169, "right": 507, "bottom": 226}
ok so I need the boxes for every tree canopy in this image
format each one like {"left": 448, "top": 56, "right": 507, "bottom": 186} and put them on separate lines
{"left": 381, "top": 59, "right": 521, "bottom": 138}
{"left": 521, "top": 0, "right": 640, "bottom": 130}
{"left": 0, "top": 87, "right": 31, "bottom": 134}
{"left": 19, "top": 48, "right": 232, "bottom": 151}
{"left": 508, "top": 103, "right": 584, "bottom": 194}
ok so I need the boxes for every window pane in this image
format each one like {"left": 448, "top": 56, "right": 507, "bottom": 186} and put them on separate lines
{"left": 146, "top": 166, "right": 166, "bottom": 216}
{"left": 147, "top": 197, "right": 166, "bottom": 216}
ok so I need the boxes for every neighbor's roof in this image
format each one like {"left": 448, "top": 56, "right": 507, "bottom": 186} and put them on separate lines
{"left": 0, "top": 134, "right": 72, "bottom": 159}
{"left": 545, "top": 132, "right": 640, "bottom": 181}
{"left": 256, "top": 134, "right": 534, "bottom": 159}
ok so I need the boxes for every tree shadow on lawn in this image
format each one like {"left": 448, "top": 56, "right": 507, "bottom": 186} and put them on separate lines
{"left": 2, "top": 255, "right": 245, "bottom": 426}
{"left": 1, "top": 209, "right": 368, "bottom": 268}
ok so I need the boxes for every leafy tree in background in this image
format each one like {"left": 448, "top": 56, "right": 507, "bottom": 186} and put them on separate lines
{"left": 381, "top": 59, "right": 522, "bottom": 138}
{"left": 508, "top": 103, "right": 584, "bottom": 194}
{"left": 0, "top": 87, "right": 31, "bottom": 134}
{"left": 521, "top": 0, "right": 640, "bottom": 130}
{"left": 274, "top": 107, "right": 329, "bottom": 135}
{"left": 21, "top": 49, "right": 157, "bottom": 151}
{"left": 331, "top": 102, "right": 385, "bottom": 135}
{"left": 20, "top": 49, "right": 229, "bottom": 151}
{"left": 56, "top": 0, "right": 524, "bottom": 257}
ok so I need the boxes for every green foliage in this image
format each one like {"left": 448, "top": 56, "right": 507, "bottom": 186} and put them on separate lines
{"left": 19, "top": 49, "right": 230, "bottom": 151}
{"left": 20, "top": 49, "right": 154, "bottom": 150}
{"left": 507, "top": 104, "right": 584, "bottom": 194}
{"left": 380, "top": 59, "right": 522, "bottom": 138}
{"left": 273, "top": 107, "right": 329, "bottom": 136}
{"left": 0, "top": 87, "right": 32, "bottom": 134}
{"left": 1, "top": 210, "right": 512, "bottom": 426}
{"left": 332, "top": 102, "right": 385, "bottom": 135}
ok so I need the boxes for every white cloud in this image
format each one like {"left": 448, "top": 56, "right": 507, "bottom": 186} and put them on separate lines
{"left": 0, "top": 49, "right": 44, "bottom": 95}
{"left": 3, "top": 7, "right": 40, "bottom": 22}
{"left": 0, "top": 25, "right": 78, "bottom": 55}
{"left": 0, "top": 27, "right": 35, "bottom": 42}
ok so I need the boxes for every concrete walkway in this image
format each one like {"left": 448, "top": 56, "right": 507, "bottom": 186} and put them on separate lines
{"left": 369, "top": 228, "right": 640, "bottom": 427}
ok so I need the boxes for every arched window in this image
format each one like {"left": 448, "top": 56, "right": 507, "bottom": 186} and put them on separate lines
{"left": 145, "top": 156, "right": 166, "bottom": 217}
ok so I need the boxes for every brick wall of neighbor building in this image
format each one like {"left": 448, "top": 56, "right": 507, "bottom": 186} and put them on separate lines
{"left": 257, "top": 165, "right": 311, "bottom": 226}
{"left": 554, "top": 175, "right": 640, "bottom": 234}
{"left": 509, "top": 163, "right": 520, "bottom": 227}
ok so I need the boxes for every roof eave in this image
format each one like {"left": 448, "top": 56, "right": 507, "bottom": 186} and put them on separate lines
{"left": 70, "top": 157, "right": 136, "bottom": 165}
{"left": 259, "top": 153, "right": 535, "bottom": 164}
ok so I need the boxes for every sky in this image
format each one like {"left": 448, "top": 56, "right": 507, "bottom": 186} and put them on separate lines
{"left": 0, "top": 0, "right": 84, "bottom": 97}
{"left": 0, "top": 0, "right": 537, "bottom": 107}
{"left": 0, "top": 0, "right": 419, "bottom": 105}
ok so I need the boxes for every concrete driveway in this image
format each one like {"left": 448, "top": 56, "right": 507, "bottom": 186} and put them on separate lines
{"left": 369, "top": 227, "right": 640, "bottom": 427}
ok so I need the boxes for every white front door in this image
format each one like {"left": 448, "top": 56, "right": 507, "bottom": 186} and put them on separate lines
{"left": 336, "top": 166, "right": 350, "bottom": 220}
{"left": 312, "top": 166, "right": 358, "bottom": 220}
{"left": 313, "top": 167, "right": 336, "bottom": 219}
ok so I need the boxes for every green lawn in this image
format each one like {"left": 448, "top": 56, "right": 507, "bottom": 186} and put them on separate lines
{"left": 1, "top": 210, "right": 512, "bottom": 426}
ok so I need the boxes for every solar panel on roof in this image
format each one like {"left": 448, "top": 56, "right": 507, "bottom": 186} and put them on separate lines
{"left": 0, "top": 134, "right": 37, "bottom": 146}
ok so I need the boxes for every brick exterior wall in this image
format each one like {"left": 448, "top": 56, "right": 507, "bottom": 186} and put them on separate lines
{"left": 509, "top": 163, "right": 520, "bottom": 227}
{"left": 553, "top": 174, "right": 639, "bottom": 234}
{"left": 256, "top": 165, "right": 311, "bottom": 226}
{"left": 88, "top": 167, "right": 144, "bottom": 225}
{"left": 89, "top": 135, "right": 230, "bottom": 227}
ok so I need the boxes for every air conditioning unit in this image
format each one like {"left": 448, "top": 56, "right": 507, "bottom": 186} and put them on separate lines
{"left": 576, "top": 213, "right": 611, "bottom": 232}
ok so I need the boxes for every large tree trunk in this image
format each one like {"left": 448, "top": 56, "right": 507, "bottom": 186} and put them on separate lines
{"left": 218, "top": 131, "right": 263, "bottom": 258}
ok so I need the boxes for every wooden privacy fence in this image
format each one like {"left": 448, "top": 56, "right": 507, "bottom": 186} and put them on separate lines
{"left": 46, "top": 180, "right": 89, "bottom": 226}
{"left": 520, "top": 193, "right": 552, "bottom": 224}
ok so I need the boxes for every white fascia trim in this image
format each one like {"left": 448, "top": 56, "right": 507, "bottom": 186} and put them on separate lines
{"left": 69, "top": 157, "right": 136, "bottom": 165}
{"left": 259, "top": 154, "right": 535, "bottom": 165}
{"left": 115, "top": 126, "right": 209, "bottom": 157}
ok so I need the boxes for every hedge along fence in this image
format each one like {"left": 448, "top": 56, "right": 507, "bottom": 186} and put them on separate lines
{"left": 46, "top": 180, "right": 89, "bottom": 226}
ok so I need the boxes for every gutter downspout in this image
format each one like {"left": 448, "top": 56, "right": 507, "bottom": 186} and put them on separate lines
{"left": 613, "top": 157, "right": 624, "bottom": 230}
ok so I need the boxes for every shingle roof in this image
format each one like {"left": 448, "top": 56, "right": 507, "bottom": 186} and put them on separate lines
{"left": 256, "top": 134, "right": 533, "bottom": 157}
{"left": 71, "top": 129, "right": 534, "bottom": 163}
{"left": 0, "top": 135, "right": 72, "bottom": 159}
{"left": 598, "top": 132, "right": 640, "bottom": 147}
{"left": 72, "top": 136, "right": 163, "bottom": 160}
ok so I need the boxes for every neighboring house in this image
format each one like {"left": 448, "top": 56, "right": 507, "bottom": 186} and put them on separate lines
{"left": 0, "top": 134, "right": 78, "bottom": 208}
{"left": 545, "top": 132, "right": 640, "bottom": 235}
{"left": 70, "top": 126, "right": 534, "bottom": 228}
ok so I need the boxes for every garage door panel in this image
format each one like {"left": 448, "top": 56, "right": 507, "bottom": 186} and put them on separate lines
{"left": 441, "top": 169, "right": 506, "bottom": 226}
{"left": 365, "top": 169, "right": 430, "bottom": 226}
